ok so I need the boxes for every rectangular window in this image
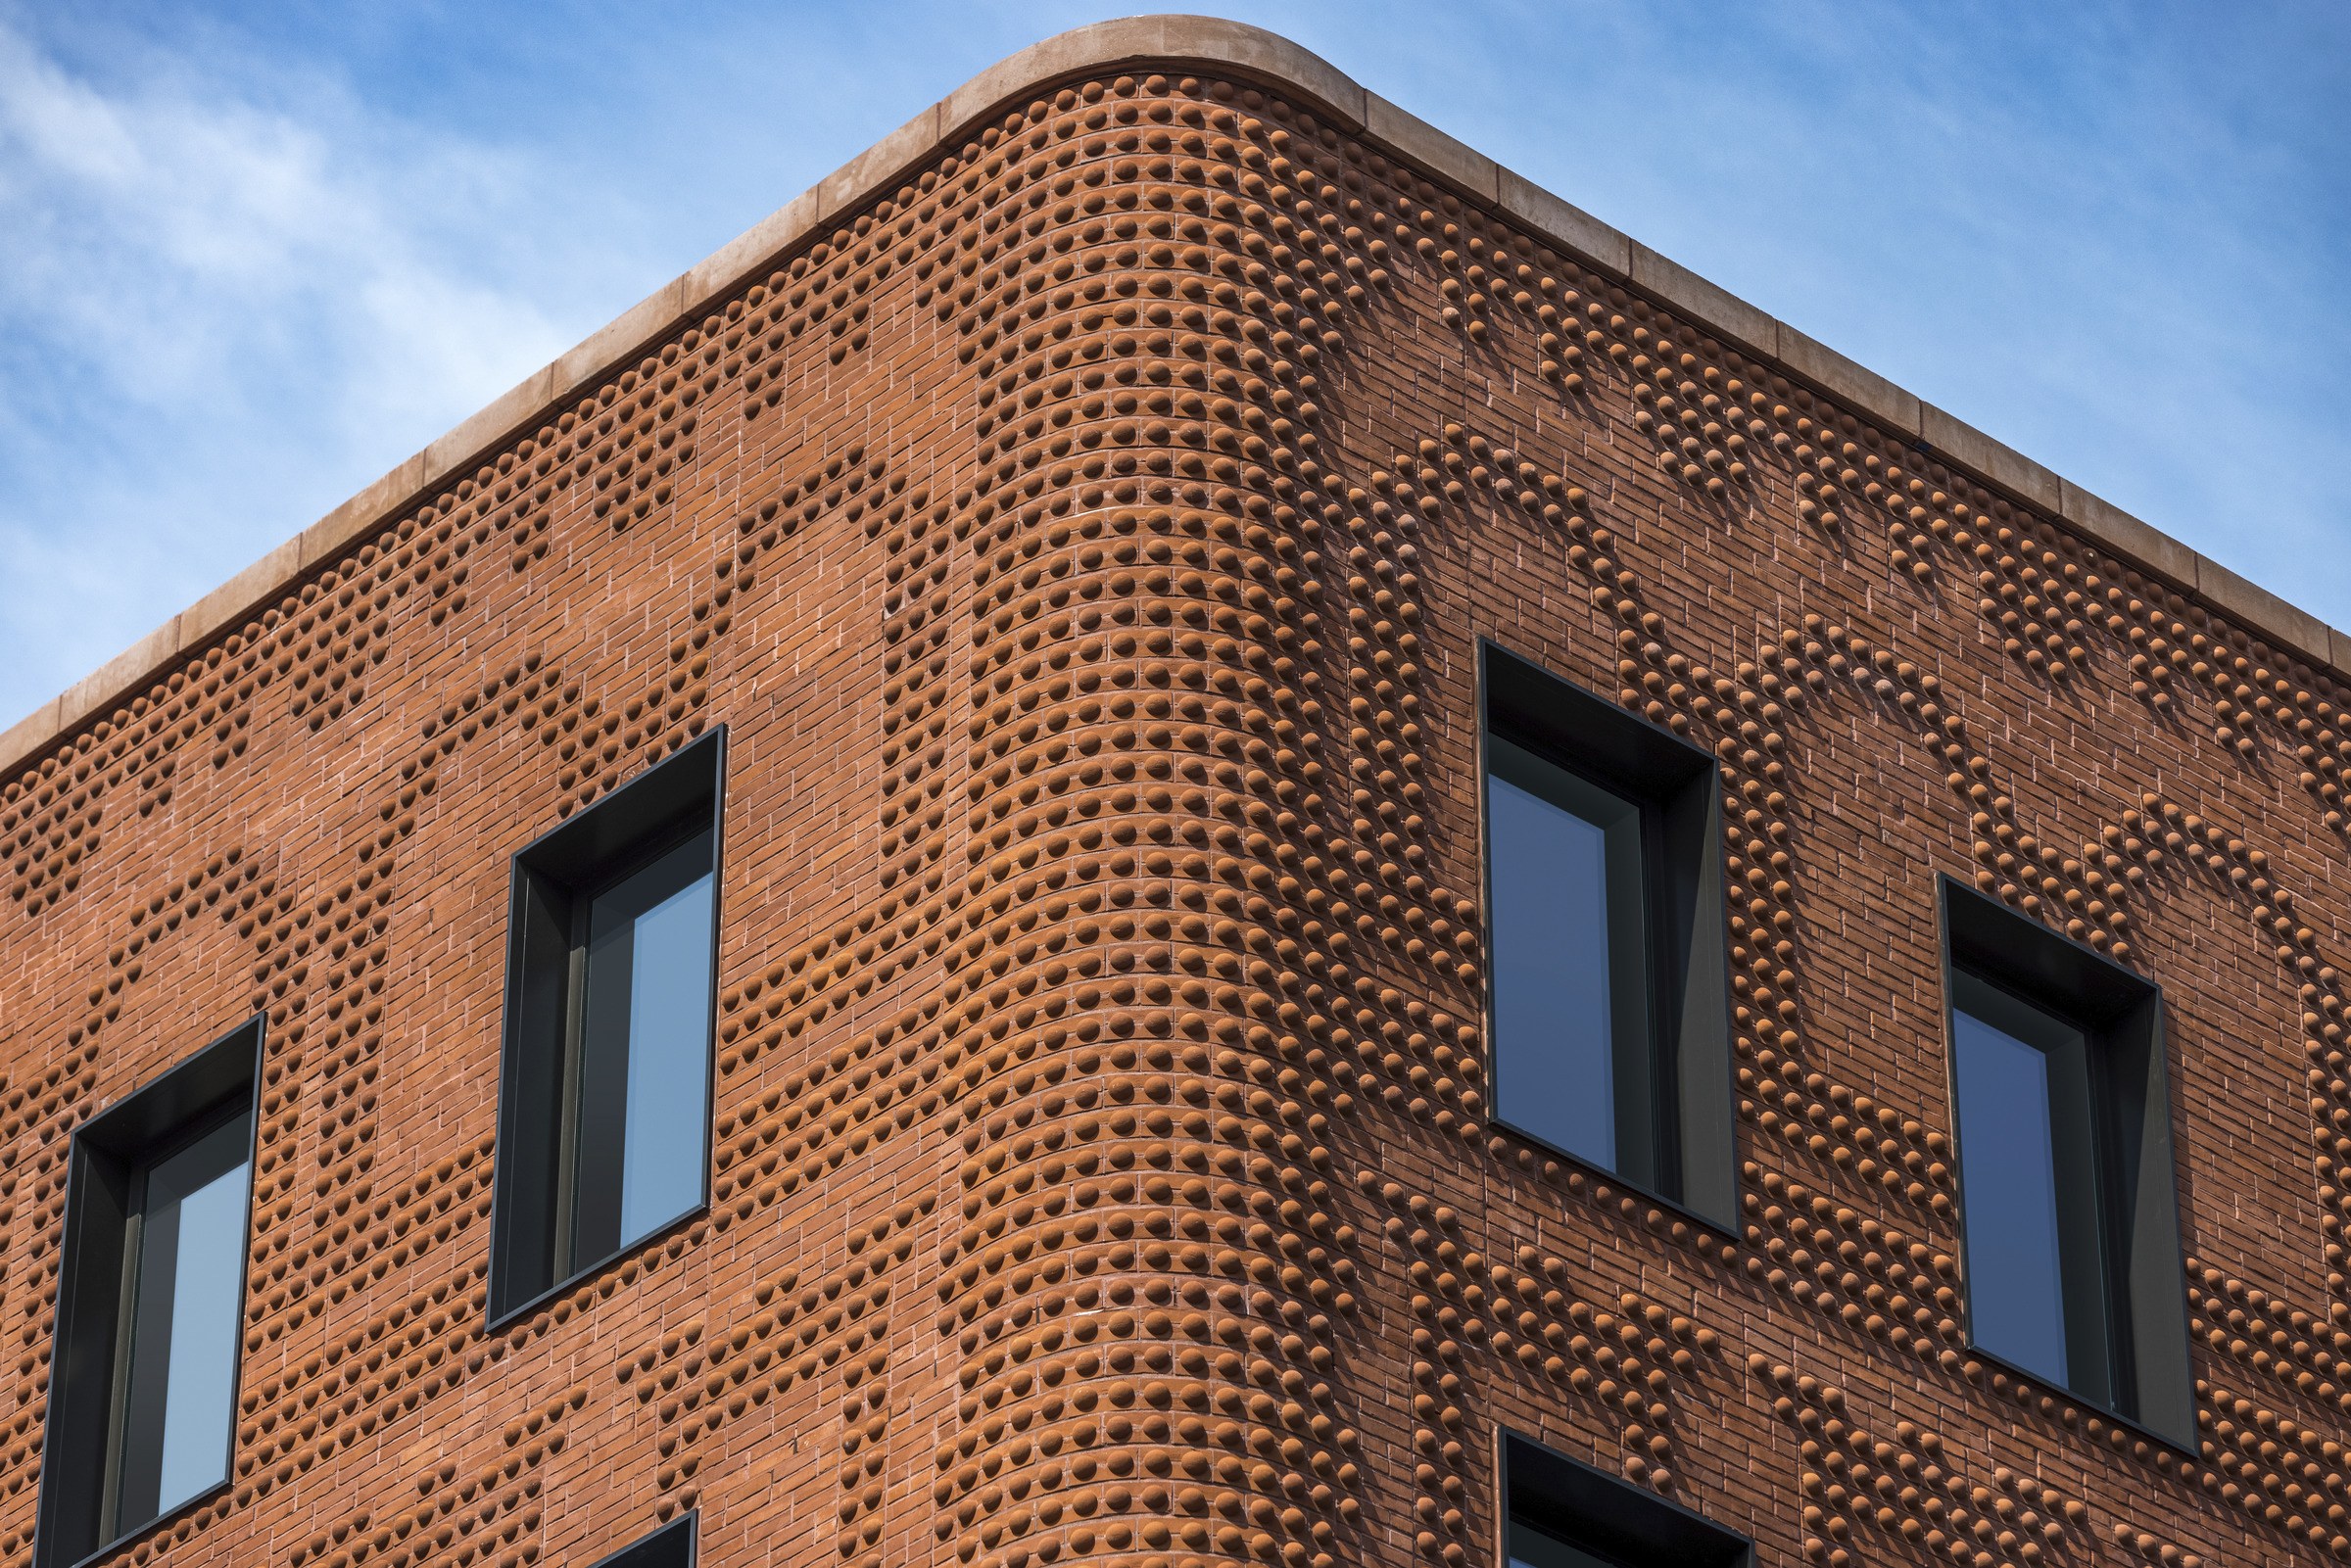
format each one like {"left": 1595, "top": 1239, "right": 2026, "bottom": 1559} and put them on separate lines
{"left": 1481, "top": 643, "right": 1736, "bottom": 1228}
{"left": 1942, "top": 877, "right": 2195, "bottom": 1445}
{"left": 38, "top": 1018, "right": 262, "bottom": 1568}
{"left": 490, "top": 729, "right": 725, "bottom": 1325}
{"left": 1501, "top": 1430, "right": 1749, "bottom": 1568}
{"left": 588, "top": 1514, "right": 695, "bottom": 1568}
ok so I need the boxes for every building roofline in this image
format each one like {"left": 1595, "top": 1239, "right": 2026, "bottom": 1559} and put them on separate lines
{"left": 2, "top": 13, "right": 2328, "bottom": 777}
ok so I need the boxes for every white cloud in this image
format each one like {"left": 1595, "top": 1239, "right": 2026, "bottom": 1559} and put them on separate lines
{"left": 1339, "top": 0, "right": 2349, "bottom": 628}
{"left": 0, "top": 0, "right": 2340, "bottom": 733}
{"left": 0, "top": 17, "right": 594, "bottom": 727}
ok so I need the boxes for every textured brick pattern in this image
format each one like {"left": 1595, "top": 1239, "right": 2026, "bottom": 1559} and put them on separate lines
{"left": 2, "top": 58, "right": 2345, "bottom": 1568}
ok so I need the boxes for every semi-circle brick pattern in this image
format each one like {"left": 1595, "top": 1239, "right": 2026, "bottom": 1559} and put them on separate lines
{"left": 1, "top": 20, "right": 2348, "bottom": 1568}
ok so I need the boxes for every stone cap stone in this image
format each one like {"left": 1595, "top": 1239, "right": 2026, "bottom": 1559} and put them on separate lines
{"left": 1, "top": 14, "right": 2327, "bottom": 775}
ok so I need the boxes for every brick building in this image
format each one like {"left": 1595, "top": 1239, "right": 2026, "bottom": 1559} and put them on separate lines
{"left": 3, "top": 17, "right": 2345, "bottom": 1568}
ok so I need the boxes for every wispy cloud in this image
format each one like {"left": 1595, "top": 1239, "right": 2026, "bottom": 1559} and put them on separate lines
{"left": 0, "top": 0, "right": 2343, "bottom": 731}
{"left": 1277, "top": 0, "right": 2349, "bottom": 636}
{"left": 0, "top": 15, "right": 595, "bottom": 725}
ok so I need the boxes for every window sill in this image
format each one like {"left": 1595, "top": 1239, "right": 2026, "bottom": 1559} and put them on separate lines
{"left": 485, "top": 1199, "right": 708, "bottom": 1333}
{"left": 1489, "top": 1116, "right": 1743, "bottom": 1245}
{"left": 57, "top": 1478, "right": 231, "bottom": 1568}
{"left": 1957, "top": 1337, "right": 2198, "bottom": 1459}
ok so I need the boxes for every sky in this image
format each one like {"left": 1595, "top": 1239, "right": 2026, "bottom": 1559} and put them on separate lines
{"left": 1, "top": 1, "right": 2344, "bottom": 730}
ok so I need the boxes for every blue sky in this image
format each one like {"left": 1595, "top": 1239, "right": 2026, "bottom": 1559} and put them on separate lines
{"left": 2, "top": 1, "right": 2344, "bottom": 729}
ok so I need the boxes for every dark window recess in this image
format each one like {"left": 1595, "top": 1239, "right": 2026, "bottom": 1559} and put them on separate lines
{"left": 1481, "top": 643, "right": 1737, "bottom": 1227}
{"left": 586, "top": 1514, "right": 695, "bottom": 1568}
{"left": 38, "top": 1019, "right": 262, "bottom": 1568}
{"left": 1942, "top": 877, "right": 2195, "bottom": 1446}
{"left": 490, "top": 729, "right": 725, "bottom": 1324}
{"left": 1502, "top": 1429, "right": 1750, "bottom": 1568}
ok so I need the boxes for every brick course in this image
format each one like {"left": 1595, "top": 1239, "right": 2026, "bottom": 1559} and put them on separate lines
{"left": 2, "top": 22, "right": 2343, "bottom": 1568}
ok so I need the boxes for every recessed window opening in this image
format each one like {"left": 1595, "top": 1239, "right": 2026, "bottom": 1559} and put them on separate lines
{"left": 1481, "top": 643, "right": 1736, "bottom": 1228}
{"left": 38, "top": 1017, "right": 262, "bottom": 1568}
{"left": 490, "top": 728, "right": 725, "bottom": 1324}
{"left": 1501, "top": 1429, "right": 1749, "bottom": 1568}
{"left": 1941, "top": 876, "right": 2195, "bottom": 1445}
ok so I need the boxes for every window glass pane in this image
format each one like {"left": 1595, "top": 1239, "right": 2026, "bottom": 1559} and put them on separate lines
{"left": 115, "top": 1114, "right": 249, "bottom": 1528}
{"left": 1951, "top": 974, "right": 2113, "bottom": 1402}
{"left": 576, "top": 830, "right": 714, "bottom": 1260}
{"left": 1952, "top": 1005, "right": 2071, "bottom": 1387}
{"left": 619, "top": 867, "right": 715, "bottom": 1240}
{"left": 1487, "top": 736, "right": 1647, "bottom": 1173}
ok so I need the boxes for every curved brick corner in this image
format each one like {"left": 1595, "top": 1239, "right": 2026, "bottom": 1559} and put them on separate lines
{"left": 0, "top": 28, "right": 2346, "bottom": 1568}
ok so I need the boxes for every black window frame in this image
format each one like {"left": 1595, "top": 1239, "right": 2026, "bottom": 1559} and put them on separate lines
{"left": 1498, "top": 1427, "right": 1751, "bottom": 1568}
{"left": 36, "top": 1016, "right": 264, "bottom": 1568}
{"left": 1938, "top": 874, "right": 2196, "bottom": 1448}
{"left": 1479, "top": 641, "right": 1739, "bottom": 1231}
{"left": 585, "top": 1512, "right": 696, "bottom": 1568}
{"left": 487, "top": 728, "right": 727, "bottom": 1328}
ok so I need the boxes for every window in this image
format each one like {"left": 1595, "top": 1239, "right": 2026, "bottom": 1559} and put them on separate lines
{"left": 489, "top": 729, "right": 725, "bottom": 1324}
{"left": 1941, "top": 877, "right": 2194, "bottom": 1445}
{"left": 38, "top": 1018, "right": 261, "bottom": 1568}
{"left": 1481, "top": 643, "right": 1736, "bottom": 1227}
{"left": 1501, "top": 1430, "right": 1749, "bottom": 1568}
{"left": 587, "top": 1515, "right": 695, "bottom": 1568}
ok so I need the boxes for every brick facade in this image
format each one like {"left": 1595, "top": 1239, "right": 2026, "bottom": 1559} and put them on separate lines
{"left": 3, "top": 22, "right": 2344, "bottom": 1568}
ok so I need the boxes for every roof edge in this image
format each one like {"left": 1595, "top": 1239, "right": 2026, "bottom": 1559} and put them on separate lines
{"left": 2, "top": 13, "right": 2328, "bottom": 776}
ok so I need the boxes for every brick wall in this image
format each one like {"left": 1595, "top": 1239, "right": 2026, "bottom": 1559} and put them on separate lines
{"left": 1, "top": 55, "right": 2343, "bottom": 1568}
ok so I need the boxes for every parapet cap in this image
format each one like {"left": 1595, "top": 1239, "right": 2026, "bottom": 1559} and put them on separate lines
{"left": 0, "top": 14, "right": 2323, "bottom": 776}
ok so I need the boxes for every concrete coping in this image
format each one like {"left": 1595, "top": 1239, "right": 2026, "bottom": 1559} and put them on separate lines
{"left": 1, "top": 13, "right": 2330, "bottom": 778}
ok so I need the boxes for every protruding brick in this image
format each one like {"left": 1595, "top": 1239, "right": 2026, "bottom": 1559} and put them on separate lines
{"left": 0, "top": 26, "right": 2330, "bottom": 1568}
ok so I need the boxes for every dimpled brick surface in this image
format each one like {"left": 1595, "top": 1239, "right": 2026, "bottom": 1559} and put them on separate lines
{"left": 1, "top": 42, "right": 2348, "bottom": 1568}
